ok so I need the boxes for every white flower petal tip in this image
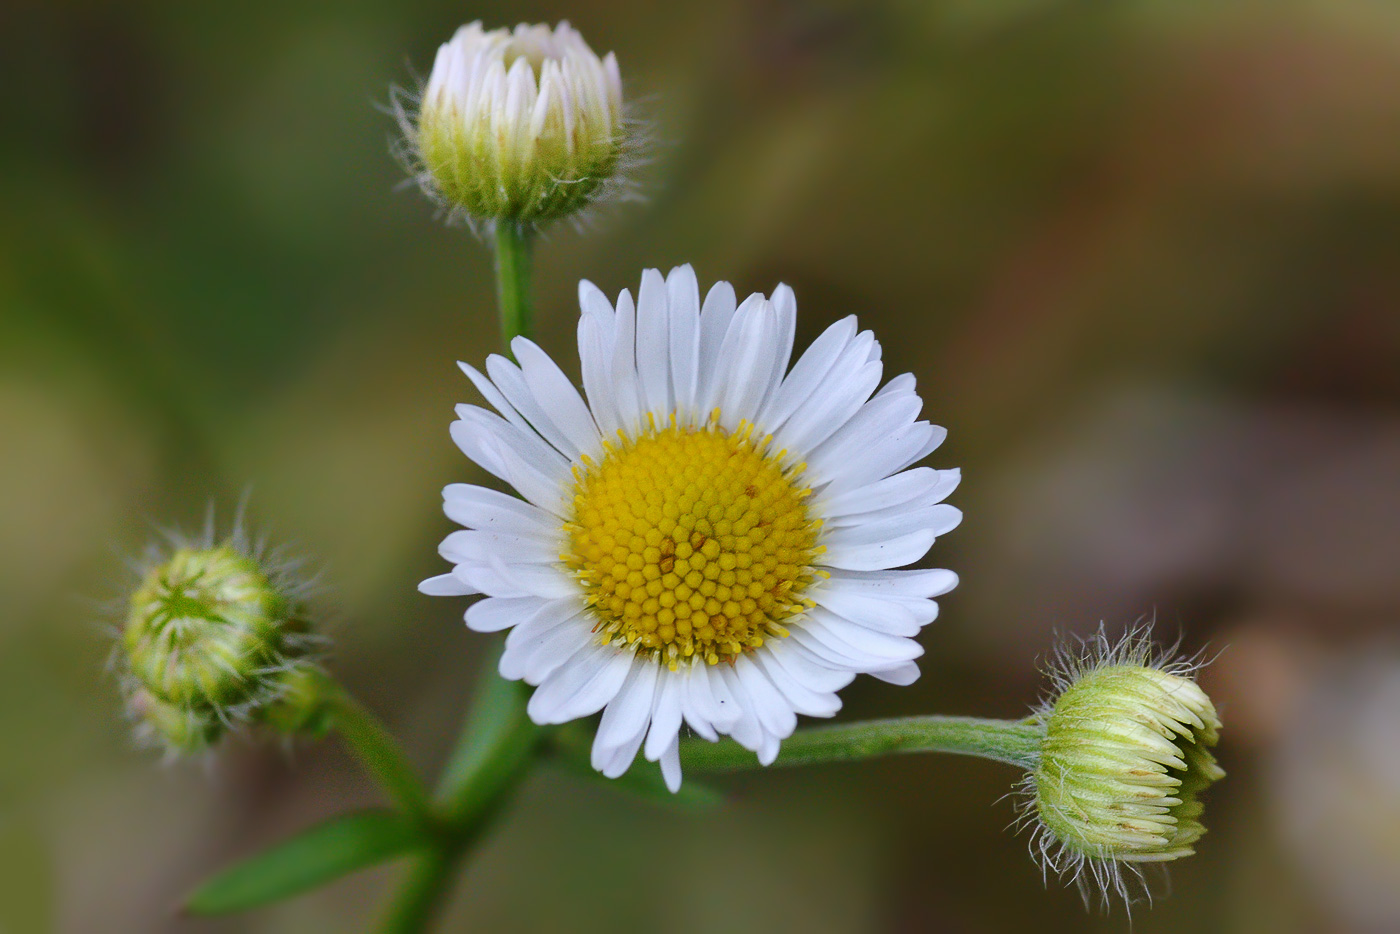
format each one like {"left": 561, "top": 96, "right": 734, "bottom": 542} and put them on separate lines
{"left": 428, "top": 268, "right": 960, "bottom": 788}
{"left": 402, "top": 20, "right": 633, "bottom": 226}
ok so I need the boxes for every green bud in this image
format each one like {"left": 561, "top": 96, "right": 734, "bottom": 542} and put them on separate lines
{"left": 1025, "top": 629, "right": 1225, "bottom": 903}
{"left": 128, "top": 688, "right": 223, "bottom": 754}
{"left": 117, "top": 530, "right": 326, "bottom": 755}
{"left": 405, "top": 21, "right": 628, "bottom": 226}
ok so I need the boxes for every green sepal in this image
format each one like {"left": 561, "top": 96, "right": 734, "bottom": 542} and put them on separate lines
{"left": 184, "top": 809, "right": 428, "bottom": 915}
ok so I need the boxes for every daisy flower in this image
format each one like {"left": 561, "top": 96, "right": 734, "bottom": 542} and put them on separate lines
{"left": 421, "top": 265, "right": 961, "bottom": 790}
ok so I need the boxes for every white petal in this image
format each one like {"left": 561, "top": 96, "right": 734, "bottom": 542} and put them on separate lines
{"left": 600, "top": 723, "right": 646, "bottom": 779}
{"left": 465, "top": 595, "right": 557, "bottom": 633}
{"left": 454, "top": 553, "right": 576, "bottom": 599}
{"left": 818, "top": 467, "right": 960, "bottom": 521}
{"left": 868, "top": 662, "right": 921, "bottom": 686}
{"left": 659, "top": 736, "right": 682, "bottom": 793}
{"left": 804, "top": 610, "right": 925, "bottom": 665}
{"left": 486, "top": 354, "right": 582, "bottom": 460}
{"left": 822, "top": 504, "right": 961, "bottom": 551}
{"left": 774, "top": 355, "right": 881, "bottom": 457}
{"left": 644, "top": 672, "right": 685, "bottom": 761}
{"left": 751, "top": 650, "right": 841, "bottom": 717}
{"left": 757, "top": 316, "right": 857, "bottom": 431}
{"left": 449, "top": 409, "right": 569, "bottom": 515}
{"left": 873, "top": 372, "right": 916, "bottom": 400}
{"left": 685, "top": 663, "right": 738, "bottom": 736}
{"left": 527, "top": 642, "right": 635, "bottom": 724}
{"left": 609, "top": 288, "right": 643, "bottom": 432}
{"left": 578, "top": 279, "right": 616, "bottom": 321}
{"left": 714, "top": 295, "right": 778, "bottom": 428}
{"left": 765, "top": 638, "right": 857, "bottom": 692}
{"left": 458, "top": 361, "right": 533, "bottom": 436}
{"left": 593, "top": 657, "right": 659, "bottom": 760}
{"left": 666, "top": 265, "right": 701, "bottom": 418}
{"left": 578, "top": 311, "right": 624, "bottom": 441}
{"left": 733, "top": 654, "right": 797, "bottom": 739}
{"left": 499, "top": 606, "right": 589, "bottom": 682}
{"left": 764, "top": 283, "right": 798, "bottom": 405}
{"left": 694, "top": 280, "right": 737, "bottom": 415}
{"left": 821, "top": 528, "right": 939, "bottom": 572}
{"left": 817, "top": 421, "right": 938, "bottom": 498}
{"left": 634, "top": 269, "right": 671, "bottom": 419}
{"left": 419, "top": 573, "right": 475, "bottom": 596}
{"left": 442, "top": 483, "right": 560, "bottom": 540}
{"left": 439, "top": 529, "right": 558, "bottom": 566}
{"left": 805, "top": 393, "right": 923, "bottom": 486}
{"left": 813, "top": 586, "right": 922, "bottom": 637}
{"left": 679, "top": 671, "right": 719, "bottom": 742}
{"left": 824, "top": 567, "right": 959, "bottom": 598}
{"left": 512, "top": 337, "right": 601, "bottom": 459}
{"left": 716, "top": 665, "right": 766, "bottom": 753}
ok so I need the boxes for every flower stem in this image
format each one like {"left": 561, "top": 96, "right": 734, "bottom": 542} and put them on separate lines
{"left": 493, "top": 221, "right": 535, "bottom": 348}
{"left": 373, "top": 652, "right": 543, "bottom": 933}
{"left": 326, "top": 686, "right": 435, "bottom": 825}
{"left": 679, "top": 715, "right": 1045, "bottom": 773}
{"left": 373, "top": 845, "right": 460, "bottom": 934}
{"left": 373, "top": 216, "right": 545, "bottom": 934}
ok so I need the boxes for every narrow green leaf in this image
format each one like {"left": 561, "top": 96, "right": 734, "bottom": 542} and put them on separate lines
{"left": 185, "top": 809, "right": 428, "bottom": 915}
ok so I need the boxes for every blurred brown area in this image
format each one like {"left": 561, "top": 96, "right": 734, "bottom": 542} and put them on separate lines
{"left": 3, "top": 0, "right": 1399, "bottom": 930}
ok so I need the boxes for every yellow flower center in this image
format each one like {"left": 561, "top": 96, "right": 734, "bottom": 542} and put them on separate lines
{"left": 565, "top": 415, "right": 823, "bottom": 667}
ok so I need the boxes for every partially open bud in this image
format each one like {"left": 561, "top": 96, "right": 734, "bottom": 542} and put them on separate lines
{"left": 1023, "top": 628, "right": 1225, "bottom": 904}
{"left": 404, "top": 21, "right": 627, "bottom": 226}
{"left": 116, "top": 527, "right": 325, "bottom": 755}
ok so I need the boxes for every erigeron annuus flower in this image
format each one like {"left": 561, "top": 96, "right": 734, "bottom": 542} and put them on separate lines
{"left": 421, "top": 265, "right": 961, "bottom": 790}
{"left": 407, "top": 20, "right": 626, "bottom": 225}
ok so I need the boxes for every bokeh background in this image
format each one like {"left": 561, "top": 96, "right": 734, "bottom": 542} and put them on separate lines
{"left": 4, "top": 0, "right": 1400, "bottom": 930}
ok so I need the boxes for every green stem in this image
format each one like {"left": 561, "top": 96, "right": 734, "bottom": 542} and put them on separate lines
{"left": 680, "top": 715, "right": 1045, "bottom": 773}
{"left": 374, "top": 845, "right": 461, "bottom": 934}
{"left": 373, "top": 654, "right": 543, "bottom": 934}
{"left": 373, "top": 215, "right": 542, "bottom": 934}
{"left": 493, "top": 221, "right": 535, "bottom": 348}
{"left": 327, "top": 687, "right": 434, "bottom": 826}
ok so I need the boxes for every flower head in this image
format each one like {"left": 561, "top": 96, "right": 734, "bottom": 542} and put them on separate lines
{"left": 422, "top": 265, "right": 961, "bottom": 790}
{"left": 116, "top": 523, "right": 325, "bottom": 755}
{"left": 1022, "top": 627, "right": 1225, "bottom": 905}
{"left": 403, "top": 20, "right": 627, "bottom": 226}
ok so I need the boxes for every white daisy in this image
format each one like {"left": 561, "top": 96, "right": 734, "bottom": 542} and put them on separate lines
{"left": 421, "top": 265, "right": 961, "bottom": 791}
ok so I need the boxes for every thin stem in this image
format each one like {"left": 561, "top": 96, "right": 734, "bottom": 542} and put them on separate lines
{"left": 680, "top": 715, "right": 1045, "bottom": 773}
{"left": 374, "top": 845, "right": 460, "bottom": 934}
{"left": 373, "top": 653, "right": 543, "bottom": 933}
{"left": 372, "top": 214, "right": 543, "bottom": 934}
{"left": 326, "top": 687, "right": 434, "bottom": 825}
{"left": 493, "top": 221, "right": 535, "bottom": 348}
{"left": 435, "top": 663, "right": 540, "bottom": 821}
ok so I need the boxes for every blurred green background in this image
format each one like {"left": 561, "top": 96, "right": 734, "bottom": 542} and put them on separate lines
{"left": 4, "top": 0, "right": 1400, "bottom": 930}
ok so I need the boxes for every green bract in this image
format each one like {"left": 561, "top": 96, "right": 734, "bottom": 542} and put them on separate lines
{"left": 1028, "top": 652, "right": 1225, "bottom": 899}
{"left": 119, "top": 539, "right": 324, "bottom": 754}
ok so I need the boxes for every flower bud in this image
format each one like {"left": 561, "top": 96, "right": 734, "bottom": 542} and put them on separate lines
{"left": 1025, "top": 629, "right": 1225, "bottom": 903}
{"left": 117, "top": 531, "right": 324, "bottom": 754}
{"left": 406, "top": 21, "right": 627, "bottom": 226}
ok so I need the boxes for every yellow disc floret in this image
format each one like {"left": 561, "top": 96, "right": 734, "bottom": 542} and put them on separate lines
{"left": 565, "top": 414, "right": 823, "bottom": 668}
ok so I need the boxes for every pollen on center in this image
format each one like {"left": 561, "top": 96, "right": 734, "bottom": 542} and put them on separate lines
{"left": 563, "top": 413, "right": 823, "bottom": 668}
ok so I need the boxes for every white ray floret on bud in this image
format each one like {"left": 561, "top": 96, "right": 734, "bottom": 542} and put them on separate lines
{"left": 1018, "top": 625, "right": 1225, "bottom": 907}
{"left": 399, "top": 20, "right": 630, "bottom": 226}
